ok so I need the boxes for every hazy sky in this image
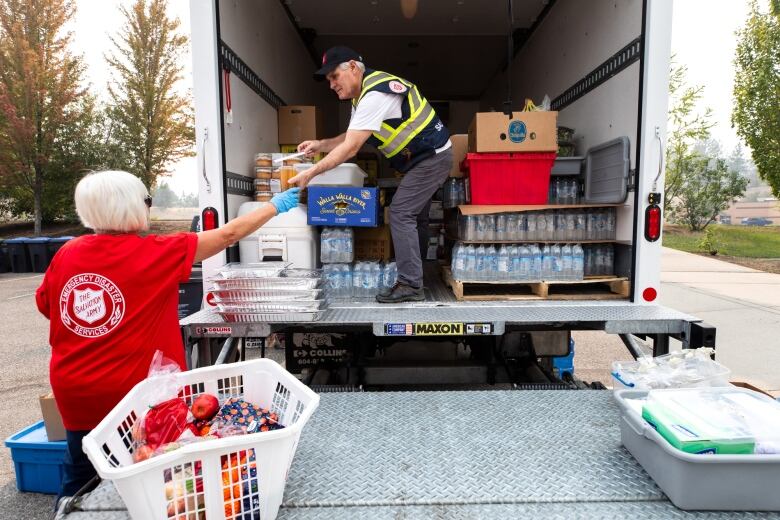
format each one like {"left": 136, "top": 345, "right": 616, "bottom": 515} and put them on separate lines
{"left": 71, "top": 0, "right": 755, "bottom": 194}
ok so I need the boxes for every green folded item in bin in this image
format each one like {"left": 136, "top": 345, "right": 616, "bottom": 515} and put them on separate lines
{"left": 642, "top": 392, "right": 755, "bottom": 455}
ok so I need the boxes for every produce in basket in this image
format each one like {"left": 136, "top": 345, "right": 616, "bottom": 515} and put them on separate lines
{"left": 137, "top": 398, "right": 189, "bottom": 452}
{"left": 191, "top": 393, "right": 220, "bottom": 421}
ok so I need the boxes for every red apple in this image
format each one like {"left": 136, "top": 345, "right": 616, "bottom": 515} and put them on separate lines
{"left": 191, "top": 394, "right": 220, "bottom": 421}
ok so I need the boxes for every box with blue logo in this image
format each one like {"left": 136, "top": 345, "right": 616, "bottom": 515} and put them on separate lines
{"left": 468, "top": 111, "right": 558, "bottom": 153}
{"left": 307, "top": 186, "right": 380, "bottom": 227}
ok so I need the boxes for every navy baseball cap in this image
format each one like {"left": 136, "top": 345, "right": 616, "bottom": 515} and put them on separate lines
{"left": 314, "top": 46, "right": 363, "bottom": 80}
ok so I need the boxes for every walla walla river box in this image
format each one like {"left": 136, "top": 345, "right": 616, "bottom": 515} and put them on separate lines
{"left": 307, "top": 187, "right": 380, "bottom": 227}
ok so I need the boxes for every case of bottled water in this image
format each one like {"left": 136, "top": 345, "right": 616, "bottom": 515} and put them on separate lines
{"left": 442, "top": 178, "right": 466, "bottom": 209}
{"left": 320, "top": 227, "right": 354, "bottom": 264}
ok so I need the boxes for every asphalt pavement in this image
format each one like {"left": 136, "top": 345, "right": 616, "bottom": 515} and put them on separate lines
{"left": 1, "top": 246, "right": 779, "bottom": 518}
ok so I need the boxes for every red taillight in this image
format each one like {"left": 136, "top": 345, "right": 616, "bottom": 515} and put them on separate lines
{"left": 205, "top": 292, "right": 217, "bottom": 306}
{"left": 643, "top": 287, "right": 658, "bottom": 302}
{"left": 202, "top": 207, "right": 218, "bottom": 231}
{"left": 645, "top": 204, "right": 661, "bottom": 242}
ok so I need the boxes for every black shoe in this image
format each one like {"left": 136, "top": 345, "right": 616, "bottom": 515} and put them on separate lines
{"left": 375, "top": 282, "right": 425, "bottom": 303}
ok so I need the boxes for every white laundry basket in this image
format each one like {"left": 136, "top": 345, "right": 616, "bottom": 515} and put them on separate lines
{"left": 82, "top": 359, "right": 319, "bottom": 520}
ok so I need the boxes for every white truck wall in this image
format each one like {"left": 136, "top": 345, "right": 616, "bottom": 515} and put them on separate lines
{"left": 480, "top": 0, "right": 673, "bottom": 302}
{"left": 218, "top": 0, "right": 335, "bottom": 220}
{"left": 480, "top": 0, "right": 642, "bottom": 245}
{"left": 633, "top": 0, "right": 673, "bottom": 303}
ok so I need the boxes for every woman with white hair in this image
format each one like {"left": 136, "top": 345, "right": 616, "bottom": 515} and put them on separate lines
{"left": 35, "top": 170, "right": 300, "bottom": 504}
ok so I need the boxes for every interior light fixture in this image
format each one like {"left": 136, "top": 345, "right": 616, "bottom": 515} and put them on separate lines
{"left": 401, "top": 0, "right": 418, "bottom": 19}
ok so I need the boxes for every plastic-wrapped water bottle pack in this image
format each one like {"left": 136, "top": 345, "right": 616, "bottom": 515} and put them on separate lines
{"left": 323, "top": 261, "right": 397, "bottom": 299}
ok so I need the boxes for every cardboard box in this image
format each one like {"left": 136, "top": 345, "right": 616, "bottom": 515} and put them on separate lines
{"left": 730, "top": 381, "right": 775, "bottom": 399}
{"left": 449, "top": 134, "right": 468, "bottom": 177}
{"left": 354, "top": 225, "right": 394, "bottom": 261}
{"left": 39, "top": 393, "right": 66, "bottom": 441}
{"left": 278, "top": 106, "right": 322, "bottom": 145}
{"left": 354, "top": 153, "right": 379, "bottom": 186}
{"left": 307, "top": 187, "right": 380, "bottom": 227}
{"left": 468, "top": 111, "right": 558, "bottom": 153}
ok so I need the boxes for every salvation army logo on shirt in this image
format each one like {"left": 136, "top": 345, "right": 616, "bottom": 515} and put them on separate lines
{"left": 60, "top": 273, "right": 125, "bottom": 338}
{"left": 388, "top": 80, "right": 407, "bottom": 94}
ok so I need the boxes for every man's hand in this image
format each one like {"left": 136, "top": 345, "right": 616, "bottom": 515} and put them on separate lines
{"left": 297, "top": 140, "right": 321, "bottom": 157}
{"left": 287, "top": 169, "right": 314, "bottom": 187}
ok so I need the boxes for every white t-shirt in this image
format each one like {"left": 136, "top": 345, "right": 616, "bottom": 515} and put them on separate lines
{"left": 348, "top": 91, "right": 402, "bottom": 132}
{"left": 349, "top": 91, "right": 451, "bottom": 153}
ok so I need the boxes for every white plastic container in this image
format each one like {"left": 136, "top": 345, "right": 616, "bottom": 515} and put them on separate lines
{"left": 615, "top": 387, "right": 780, "bottom": 511}
{"left": 301, "top": 162, "right": 366, "bottom": 187}
{"left": 82, "top": 359, "right": 319, "bottom": 520}
{"left": 238, "top": 202, "right": 318, "bottom": 268}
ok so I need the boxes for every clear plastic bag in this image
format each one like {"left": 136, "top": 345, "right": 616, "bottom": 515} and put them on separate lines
{"left": 612, "top": 348, "right": 730, "bottom": 391}
{"left": 131, "top": 351, "right": 190, "bottom": 462}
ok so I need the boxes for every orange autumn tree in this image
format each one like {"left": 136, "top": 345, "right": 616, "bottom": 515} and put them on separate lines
{"left": 0, "top": 0, "right": 88, "bottom": 233}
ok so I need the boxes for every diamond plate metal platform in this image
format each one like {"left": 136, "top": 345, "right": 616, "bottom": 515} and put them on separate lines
{"left": 181, "top": 301, "right": 699, "bottom": 337}
{"left": 59, "top": 391, "right": 780, "bottom": 519}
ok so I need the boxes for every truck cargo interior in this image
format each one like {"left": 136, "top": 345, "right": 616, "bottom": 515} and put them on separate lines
{"left": 183, "top": 0, "right": 708, "bottom": 388}
{"left": 215, "top": 0, "right": 640, "bottom": 284}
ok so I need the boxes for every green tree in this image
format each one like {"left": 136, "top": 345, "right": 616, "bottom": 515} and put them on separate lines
{"left": 664, "top": 61, "right": 714, "bottom": 213}
{"left": 733, "top": 0, "right": 780, "bottom": 196}
{"left": 667, "top": 150, "right": 748, "bottom": 231}
{"left": 150, "top": 181, "right": 178, "bottom": 208}
{"left": 178, "top": 192, "right": 198, "bottom": 207}
{"left": 0, "top": 0, "right": 89, "bottom": 233}
{"left": 106, "top": 0, "right": 194, "bottom": 189}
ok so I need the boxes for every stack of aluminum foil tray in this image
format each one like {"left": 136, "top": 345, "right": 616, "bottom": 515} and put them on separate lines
{"left": 208, "top": 264, "right": 324, "bottom": 322}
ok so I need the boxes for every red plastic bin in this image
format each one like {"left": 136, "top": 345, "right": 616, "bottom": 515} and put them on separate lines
{"left": 464, "top": 152, "right": 556, "bottom": 205}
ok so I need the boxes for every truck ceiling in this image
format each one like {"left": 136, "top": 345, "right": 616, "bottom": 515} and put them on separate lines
{"left": 283, "top": 0, "right": 552, "bottom": 99}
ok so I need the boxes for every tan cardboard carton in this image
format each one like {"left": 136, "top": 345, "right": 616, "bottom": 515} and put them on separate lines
{"left": 354, "top": 225, "right": 394, "bottom": 261}
{"left": 278, "top": 106, "right": 322, "bottom": 144}
{"left": 468, "top": 111, "right": 558, "bottom": 153}
{"left": 39, "top": 393, "right": 66, "bottom": 441}
{"left": 449, "top": 134, "right": 468, "bottom": 177}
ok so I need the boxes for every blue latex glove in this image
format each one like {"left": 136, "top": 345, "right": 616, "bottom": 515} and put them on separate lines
{"left": 270, "top": 187, "right": 301, "bottom": 214}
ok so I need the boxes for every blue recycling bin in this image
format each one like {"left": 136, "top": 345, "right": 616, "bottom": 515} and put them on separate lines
{"left": 27, "top": 237, "right": 52, "bottom": 273}
{"left": 5, "top": 237, "right": 31, "bottom": 273}
{"left": 0, "top": 240, "right": 9, "bottom": 273}
{"left": 47, "top": 236, "right": 74, "bottom": 258}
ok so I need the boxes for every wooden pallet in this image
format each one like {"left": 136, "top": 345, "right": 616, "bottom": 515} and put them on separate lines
{"left": 442, "top": 267, "right": 630, "bottom": 301}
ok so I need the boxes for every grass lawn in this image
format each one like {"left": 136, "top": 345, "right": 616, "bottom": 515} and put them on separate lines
{"left": 663, "top": 224, "right": 780, "bottom": 273}
{"left": 664, "top": 225, "right": 780, "bottom": 257}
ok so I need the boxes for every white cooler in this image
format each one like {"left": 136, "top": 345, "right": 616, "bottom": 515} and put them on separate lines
{"left": 237, "top": 202, "right": 319, "bottom": 268}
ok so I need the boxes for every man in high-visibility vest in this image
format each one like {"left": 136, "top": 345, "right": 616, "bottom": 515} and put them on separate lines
{"left": 289, "top": 46, "right": 452, "bottom": 303}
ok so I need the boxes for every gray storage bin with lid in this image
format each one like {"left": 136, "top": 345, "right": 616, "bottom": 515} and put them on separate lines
{"left": 583, "top": 136, "right": 630, "bottom": 204}
{"left": 551, "top": 157, "right": 583, "bottom": 176}
{"left": 615, "top": 388, "right": 780, "bottom": 511}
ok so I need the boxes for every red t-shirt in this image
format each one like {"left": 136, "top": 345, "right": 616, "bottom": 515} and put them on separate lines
{"left": 35, "top": 232, "right": 199, "bottom": 430}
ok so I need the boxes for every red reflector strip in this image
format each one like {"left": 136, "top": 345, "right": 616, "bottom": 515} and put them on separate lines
{"left": 645, "top": 205, "right": 661, "bottom": 242}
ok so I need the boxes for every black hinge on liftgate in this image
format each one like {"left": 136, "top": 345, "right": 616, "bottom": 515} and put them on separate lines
{"left": 688, "top": 322, "right": 716, "bottom": 349}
